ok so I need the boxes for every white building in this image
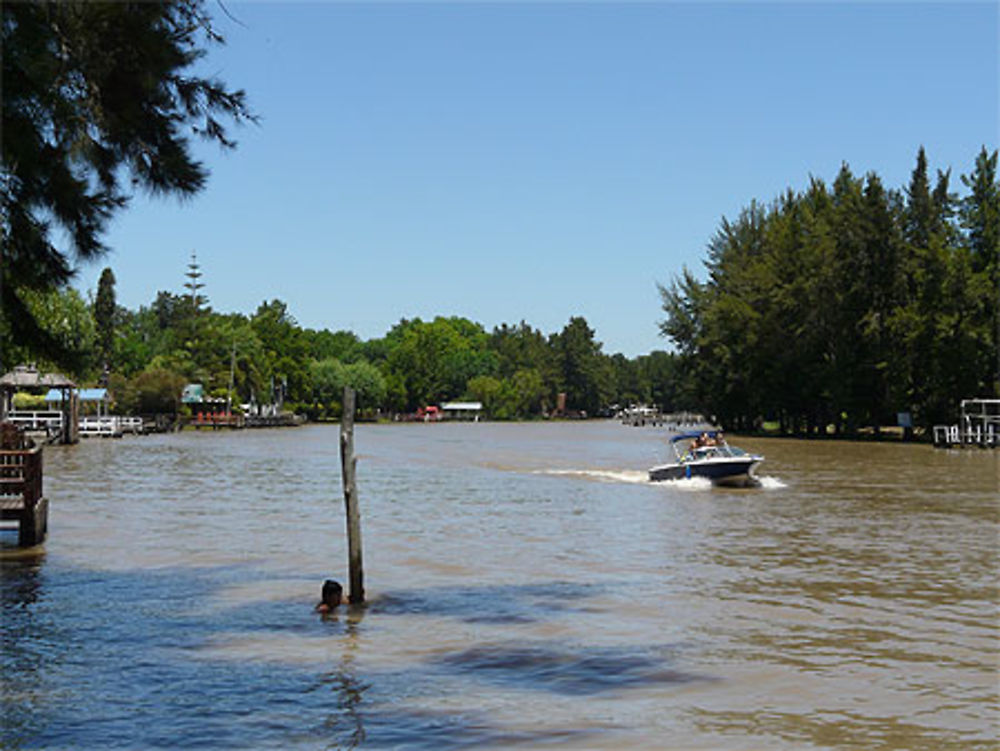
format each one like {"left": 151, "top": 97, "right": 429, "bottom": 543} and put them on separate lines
{"left": 440, "top": 402, "right": 483, "bottom": 421}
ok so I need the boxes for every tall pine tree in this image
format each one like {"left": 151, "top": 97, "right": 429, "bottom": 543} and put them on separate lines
{"left": 93, "top": 267, "right": 117, "bottom": 383}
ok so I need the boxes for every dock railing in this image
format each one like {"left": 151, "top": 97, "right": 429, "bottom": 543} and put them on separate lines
{"left": 0, "top": 442, "right": 47, "bottom": 546}
{"left": 933, "top": 398, "right": 1000, "bottom": 448}
{"left": 78, "top": 415, "right": 146, "bottom": 438}
{"left": 6, "top": 410, "right": 63, "bottom": 432}
{"left": 119, "top": 417, "right": 144, "bottom": 434}
{"left": 79, "top": 416, "right": 121, "bottom": 437}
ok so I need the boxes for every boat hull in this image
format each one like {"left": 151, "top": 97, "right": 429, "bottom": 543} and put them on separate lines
{"left": 648, "top": 457, "right": 761, "bottom": 487}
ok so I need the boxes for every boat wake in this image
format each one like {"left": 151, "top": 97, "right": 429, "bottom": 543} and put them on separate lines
{"left": 534, "top": 468, "right": 650, "bottom": 485}
{"left": 532, "top": 469, "right": 786, "bottom": 490}
{"left": 755, "top": 475, "right": 787, "bottom": 489}
{"left": 652, "top": 476, "right": 714, "bottom": 491}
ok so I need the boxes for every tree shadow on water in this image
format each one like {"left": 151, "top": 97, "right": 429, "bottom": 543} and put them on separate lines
{"left": 2, "top": 562, "right": 710, "bottom": 749}
{"left": 313, "top": 626, "right": 601, "bottom": 751}
{"left": 367, "top": 579, "right": 603, "bottom": 626}
{"left": 307, "top": 581, "right": 715, "bottom": 749}
{"left": 432, "top": 642, "right": 713, "bottom": 697}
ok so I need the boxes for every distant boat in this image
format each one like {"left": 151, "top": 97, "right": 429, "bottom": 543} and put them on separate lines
{"left": 648, "top": 430, "right": 763, "bottom": 487}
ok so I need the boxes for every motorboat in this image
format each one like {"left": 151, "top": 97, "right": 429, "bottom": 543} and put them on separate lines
{"left": 648, "top": 430, "right": 763, "bottom": 487}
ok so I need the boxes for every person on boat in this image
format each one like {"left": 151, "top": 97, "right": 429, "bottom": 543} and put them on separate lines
{"left": 315, "top": 579, "right": 348, "bottom": 614}
{"left": 692, "top": 432, "right": 712, "bottom": 449}
{"left": 685, "top": 432, "right": 706, "bottom": 460}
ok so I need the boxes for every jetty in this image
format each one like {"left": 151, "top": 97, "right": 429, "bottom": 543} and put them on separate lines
{"left": 933, "top": 399, "right": 999, "bottom": 448}
{"left": 619, "top": 405, "right": 705, "bottom": 429}
{"left": 0, "top": 425, "right": 47, "bottom": 546}
{"left": 79, "top": 415, "right": 145, "bottom": 438}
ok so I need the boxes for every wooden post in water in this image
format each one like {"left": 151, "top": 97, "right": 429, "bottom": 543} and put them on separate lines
{"left": 339, "top": 387, "right": 365, "bottom": 604}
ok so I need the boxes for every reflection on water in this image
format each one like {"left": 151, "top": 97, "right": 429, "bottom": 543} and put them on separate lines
{"left": 1, "top": 422, "right": 997, "bottom": 749}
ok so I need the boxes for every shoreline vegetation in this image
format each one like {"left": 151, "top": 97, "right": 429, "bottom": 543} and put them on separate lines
{"left": 4, "top": 150, "right": 997, "bottom": 443}
{"left": 2, "top": 5, "right": 995, "bottom": 445}
{"left": 660, "top": 146, "right": 998, "bottom": 439}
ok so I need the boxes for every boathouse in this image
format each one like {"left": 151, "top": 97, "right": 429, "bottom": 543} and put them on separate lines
{"left": 182, "top": 383, "right": 241, "bottom": 428}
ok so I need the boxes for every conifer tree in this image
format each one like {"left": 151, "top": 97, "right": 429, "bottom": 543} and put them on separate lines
{"left": 960, "top": 148, "right": 1000, "bottom": 395}
{"left": 94, "top": 267, "right": 117, "bottom": 382}
{"left": 1, "top": 1, "right": 255, "bottom": 366}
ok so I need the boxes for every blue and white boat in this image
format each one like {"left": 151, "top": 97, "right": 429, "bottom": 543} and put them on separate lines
{"left": 648, "top": 430, "right": 763, "bottom": 487}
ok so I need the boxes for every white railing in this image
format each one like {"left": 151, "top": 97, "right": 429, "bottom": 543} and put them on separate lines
{"left": 79, "top": 415, "right": 145, "bottom": 438}
{"left": 933, "top": 422, "right": 997, "bottom": 447}
{"left": 6, "top": 411, "right": 63, "bottom": 431}
{"left": 79, "top": 416, "right": 121, "bottom": 437}
{"left": 118, "top": 417, "right": 144, "bottom": 434}
{"left": 6, "top": 412, "right": 145, "bottom": 439}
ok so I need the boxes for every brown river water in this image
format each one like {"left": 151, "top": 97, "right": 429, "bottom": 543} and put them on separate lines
{"left": 1, "top": 421, "right": 997, "bottom": 749}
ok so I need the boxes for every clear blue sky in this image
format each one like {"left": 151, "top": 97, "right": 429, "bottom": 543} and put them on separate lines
{"left": 76, "top": 1, "right": 998, "bottom": 357}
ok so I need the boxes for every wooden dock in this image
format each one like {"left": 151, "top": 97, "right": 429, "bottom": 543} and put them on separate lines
{"left": 0, "top": 440, "right": 47, "bottom": 546}
{"left": 619, "top": 407, "right": 705, "bottom": 429}
{"left": 182, "top": 412, "right": 305, "bottom": 430}
{"left": 933, "top": 398, "right": 999, "bottom": 448}
{"left": 79, "top": 415, "right": 145, "bottom": 438}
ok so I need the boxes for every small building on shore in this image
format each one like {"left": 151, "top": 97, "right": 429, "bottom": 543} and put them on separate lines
{"left": 441, "top": 401, "right": 483, "bottom": 422}
{"left": 182, "top": 383, "right": 241, "bottom": 428}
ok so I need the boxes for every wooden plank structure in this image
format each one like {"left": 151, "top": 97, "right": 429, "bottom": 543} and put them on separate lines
{"left": 0, "top": 424, "right": 47, "bottom": 546}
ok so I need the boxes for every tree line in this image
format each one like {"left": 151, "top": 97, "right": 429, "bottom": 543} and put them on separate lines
{"left": 4, "top": 267, "right": 685, "bottom": 420}
{"left": 659, "top": 147, "right": 999, "bottom": 435}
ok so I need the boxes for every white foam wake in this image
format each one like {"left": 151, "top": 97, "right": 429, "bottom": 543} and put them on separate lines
{"left": 654, "top": 476, "right": 713, "bottom": 491}
{"left": 534, "top": 468, "right": 650, "bottom": 485}
{"left": 756, "top": 475, "right": 788, "bottom": 489}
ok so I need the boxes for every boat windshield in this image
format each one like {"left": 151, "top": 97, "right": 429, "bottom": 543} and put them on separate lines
{"left": 672, "top": 437, "right": 745, "bottom": 462}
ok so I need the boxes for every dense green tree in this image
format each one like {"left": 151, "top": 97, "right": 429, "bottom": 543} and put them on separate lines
{"left": 93, "top": 267, "right": 117, "bottom": 380}
{"left": 2, "top": 0, "right": 254, "bottom": 367}
{"left": 384, "top": 317, "right": 498, "bottom": 410}
{"left": 466, "top": 375, "right": 504, "bottom": 417}
{"left": 636, "top": 351, "right": 690, "bottom": 412}
{"left": 251, "top": 300, "right": 310, "bottom": 401}
{"left": 128, "top": 368, "right": 186, "bottom": 414}
{"left": 0, "top": 287, "right": 96, "bottom": 376}
{"left": 310, "top": 358, "right": 346, "bottom": 409}
{"left": 858, "top": 173, "right": 906, "bottom": 429}
{"left": 343, "top": 361, "right": 387, "bottom": 412}
{"left": 659, "top": 147, "right": 994, "bottom": 436}
{"left": 550, "top": 316, "right": 612, "bottom": 415}
{"left": 310, "top": 357, "right": 385, "bottom": 414}
{"left": 959, "top": 147, "right": 1000, "bottom": 395}
{"left": 608, "top": 353, "right": 645, "bottom": 407}
{"left": 305, "top": 329, "right": 363, "bottom": 363}
{"left": 508, "top": 368, "right": 549, "bottom": 417}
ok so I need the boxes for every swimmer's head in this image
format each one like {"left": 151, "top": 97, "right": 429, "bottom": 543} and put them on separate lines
{"left": 315, "top": 579, "right": 344, "bottom": 612}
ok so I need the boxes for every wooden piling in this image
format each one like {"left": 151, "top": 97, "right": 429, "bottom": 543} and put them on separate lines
{"left": 339, "top": 387, "right": 365, "bottom": 604}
